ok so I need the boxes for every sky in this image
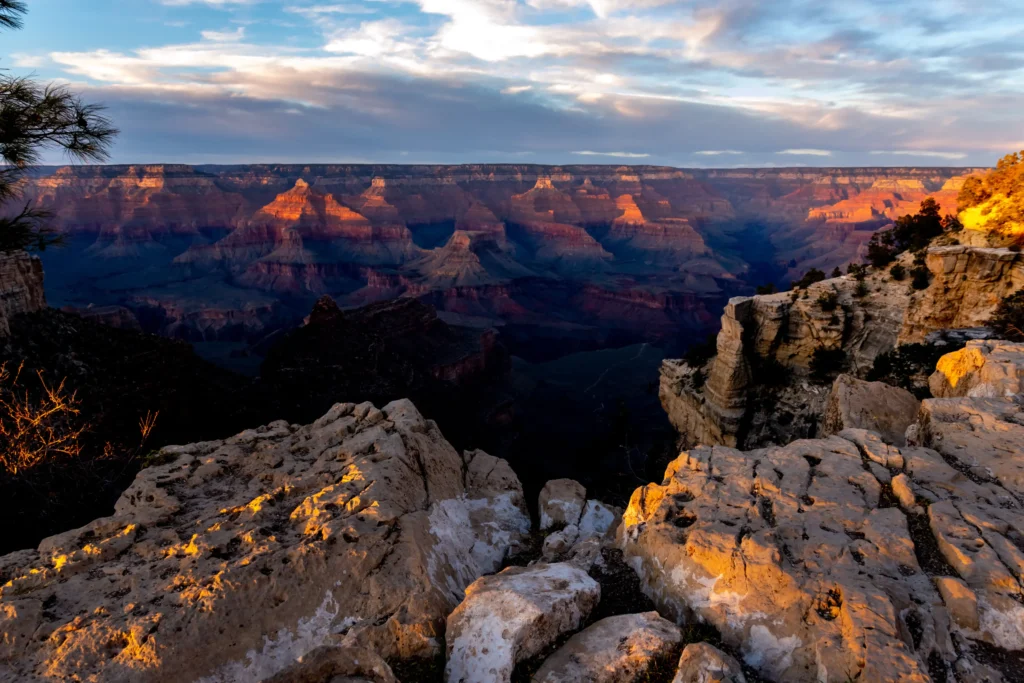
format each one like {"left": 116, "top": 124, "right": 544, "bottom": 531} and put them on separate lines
{"left": 5, "top": 0, "right": 1024, "bottom": 167}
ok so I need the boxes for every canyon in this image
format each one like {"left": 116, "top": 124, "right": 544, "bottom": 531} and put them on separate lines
{"left": 28, "top": 164, "right": 981, "bottom": 362}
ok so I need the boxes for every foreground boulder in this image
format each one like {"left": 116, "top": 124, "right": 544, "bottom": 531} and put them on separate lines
{"left": 532, "top": 611, "right": 682, "bottom": 683}
{"left": 620, "top": 430, "right": 1024, "bottom": 681}
{"left": 539, "top": 479, "right": 588, "bottom": 530}
{"left": 445, "top": 562, "right": 600, "bottom": 683}
{"left": 0, "top": 400, "right": 530, "bottom": 682}
{"left": 673, "top": 643, "right": 746, "bottom": 683}
{"left": 822, "top": 374, "right": 920, "bottom": 446}
{"left": 929, "top": 340, "right": 1024, "bottom": 398}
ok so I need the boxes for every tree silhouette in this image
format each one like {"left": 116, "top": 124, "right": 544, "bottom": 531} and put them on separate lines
{"left": 0, "top": 1, "right": 117, "bottom": 252}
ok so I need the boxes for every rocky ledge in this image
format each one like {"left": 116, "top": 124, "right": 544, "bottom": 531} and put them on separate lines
{"left": 0, "top": 400, "right": 530, "bottom": 682}
{"left": 624, "top": 343, "right": 1024, "bottom": 681}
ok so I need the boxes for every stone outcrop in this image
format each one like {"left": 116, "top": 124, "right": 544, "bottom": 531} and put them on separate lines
{"left": 532, "top": 612, "right": 683, "bottom": 683}
{"left": 0, "top": 251, "right": 45, "bottom": 336}
{"left": 929, "top": 340, "right": 1024, "bottom": 398}
{"left": 539, "top": 478, "right": 588, "bottom": 530}
{"left": 673, "top": 643, "right": 747, "bottom": 683}
{"left": 619, "top": 424, "right": 1024, "bottom": 681}
{"left": 444, "top": 562, "right": 601, "bottom": 683}
{"left": 901, "top": 247, "right": 1024, "bottom": 343}
{"left": 0, "top": 400, "right": 530, "bottom": 682}
{"left": 661, "top": 266, "right": 910, "bottom": 448}
{"left": 917, "top": 395, "right": 1024, "bottom": 498}
{"left": 662, "top": 245, "right": 1024, "bottom": 450}
{"left": 823, "top": 374, "right": 921, "bottom": 446}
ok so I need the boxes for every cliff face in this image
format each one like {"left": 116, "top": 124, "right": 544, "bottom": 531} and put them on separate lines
{"left": 900, "top": 246, "right": 1024, "bottom": 342}
{"left": 661, "top": 245, "right": 1020, "bottom": 449}
{"left": 0, "top": 251, "right": 46, "bottom": 336}
{"left": 32, "top": 164, "right": 979, "bottom": 347}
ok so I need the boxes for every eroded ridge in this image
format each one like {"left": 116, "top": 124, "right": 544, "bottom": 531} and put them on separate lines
{"left": 619, "top": 428, "right": 1024, "bottom": 682}
{"left": 0, "top": 400, "right": 529, "bottom": 683}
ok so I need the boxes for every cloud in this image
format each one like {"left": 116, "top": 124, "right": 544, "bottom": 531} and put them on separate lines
{"left": 777, "top": 149, "right": 833, "bottom": 157}
{"left": 200, "top": 27, "right": 246, "bottom": 42}
{"left": 573, "top": 150, "right": 651, "bottom": 158}
{"left": 695, "top": 150, "right": 743, "bottom": 156}
{"left": 161, "top": 0, "right": 257, "bottom": 6}
{"left": 870, "top": 150, "right": 969, "bottom": 160}
{"left": 28, "top": 0, "right": 1024, "bottom": 165}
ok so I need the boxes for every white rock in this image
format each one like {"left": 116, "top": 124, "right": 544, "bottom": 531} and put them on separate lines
{"left": 673, "top": 643, "right": 747, "bottom": 683}
{"left": 533, "top": 612, "right": 682, "bottom": 683}
{"left": 445, "top": 563, "right": 601, "bottom": 683}
{"left": 539, "top": 479, "right": 587, "bottom": 530}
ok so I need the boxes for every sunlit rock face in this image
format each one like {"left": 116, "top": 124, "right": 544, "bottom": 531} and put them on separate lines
{"left": 660, "top": 244, "right": 1024, "bottom": 451}
{"left": 29, "top": 164, "right": 981, "bottom": 348}
{"left": 619, "top": 423, "right": 1024, "bottom": 682}
{"left": 0, "top": 400, "right": 530, "bottom": 682}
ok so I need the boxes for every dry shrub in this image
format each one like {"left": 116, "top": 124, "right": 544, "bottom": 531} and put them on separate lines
{"left": 0, "top": 362, "right": 88, "bottom": 475}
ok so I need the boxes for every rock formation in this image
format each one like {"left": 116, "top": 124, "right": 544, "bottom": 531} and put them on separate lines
{"left": 0, "top": 251, "right": 46, "bottom": 336}
{"left": 929, "top": 340, "right": 1024, "bottom": 398}
{"left": 823, "top": 374, "right": 920, "bottom": 446}
{"left": 619, "top": 418, "right": 1024, "bottom": 681}
{"left": 661, "top": 245, "right": 1024, "bottom": 450}
{"left": 32, "top": 163, "right": 979, "bottom": 350}
{"left": 0, "top": 400, "right": 531, "bottom": 682}
{"left": 900, "top": 247, "right": 1024, "bottom": 343}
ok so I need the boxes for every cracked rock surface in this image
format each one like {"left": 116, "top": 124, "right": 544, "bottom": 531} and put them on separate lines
{"left": 444, "top": 562, "right": 600, "bottom": 683}
{"left": 619, "top": 427, "right": 1024, "bottom": 682}
{"left": 0, "top": 400, "right": 530, "bottom": 683}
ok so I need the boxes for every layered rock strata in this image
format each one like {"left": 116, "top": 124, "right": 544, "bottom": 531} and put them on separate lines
{"left": 661, "top": 246, "right": 1024, "bottom": 449}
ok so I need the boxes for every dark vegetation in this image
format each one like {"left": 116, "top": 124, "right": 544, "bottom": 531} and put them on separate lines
{"left": 810, "top": 348, "right": 846, "bottom": 383}
{"left": 792, "top": 268, "right": 826, "bottom": 289}
{"left": 0, "top": 1, "right": 117, "bottom": 252}
{"left": 866, "top": 198, "right": 961, "bottom": 268}
{"left": 867, "top": 341, "right": 966, "bottom": 398}
{"left": 816, "top": 291, "right": 839, "bottom": 312}
{"left": 0, "top": 309, "right": 263, "bottom": 552}
{"left": 683, "top": 333, "right": 718, "bottom": 367}
{"left": 987, "top": 288, "right": 1024, "bottom": 341}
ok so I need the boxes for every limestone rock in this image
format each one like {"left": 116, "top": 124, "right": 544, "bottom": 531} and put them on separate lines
{"left": 661, "top": 246, "right": 1024, "bottom": 451}
{"left": 260, "top": 645, "right": 398, "bottom": 683}
{"left": 823, "top": 374, "right": 920, "bottom": 446}
{"left": 929, "top": 340, "right": 1024, "bottom": 398}
{"left": 445, "top": 562, "right": 600, "bottom": 683}
{"left": 901, "top": 247, "right": 1024, "bottom": 344}
{"left": 578, "top": 500, "right": 620, "bottom": 540}
{"left": 917, "top": 396, "right": 1024, "bottom": 498}
{"left": 619, "top": 429, "right": 1024, "bottom": 682}
{"left": 0, "top": 251, "right": 46, "bottom": 337}
{"left": 539, "top": 479, "right": 587, "bottom": 530}
{"left": 673, "top": 643, "right": 747, "bottom": 683}
{"left": 542, "top": 524, "right": 580, "bottom": 562}
{"left": 934, "top": 578, "right": 980, "bottom": 631}
{"left": 532, "top": 612, "right": 683, "bottom": 683}
{"left": 0, "top": 400, "right": 530, "bottom": 683}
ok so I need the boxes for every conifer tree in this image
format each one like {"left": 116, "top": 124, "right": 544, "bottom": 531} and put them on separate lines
{"left": 0, "top": 0, "right": 117, "bottom": 252}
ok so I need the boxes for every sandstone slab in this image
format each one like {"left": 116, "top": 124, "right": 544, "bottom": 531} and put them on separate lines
{"left": 620, "top": 430, "right": 1024, "bottom": 682}
{"left": 0, "top": 400, "right": 530, "bottom": 683}
{"left": 823, "top": 374, "right": 920, "bottom": 446}
{"left": 539, "top": 479, "right": 587, "bottom": 530}
{"left": 532, "top": 611, "right": 682, "bottom": 683}
{"left": 930, "top": 340, "right": 1024, "bottom": 398}
{"left": 673, "top": 642, "right": 747, "bottom": 683}
{"left": 444, "top": 562, "right": 600, "bottom": 683}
